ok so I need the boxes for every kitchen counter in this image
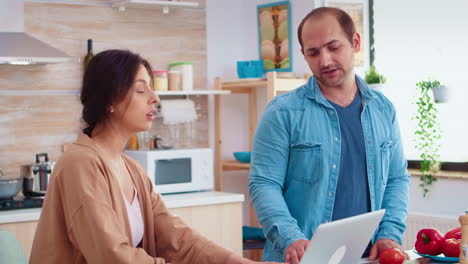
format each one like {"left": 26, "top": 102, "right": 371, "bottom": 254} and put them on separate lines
{"left": 0, "top": 191, "right": 244, "bottom": 224}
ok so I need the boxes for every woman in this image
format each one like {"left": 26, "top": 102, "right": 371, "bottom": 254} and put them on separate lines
{"left": 30, "top": 50, "right": 281, "bottom": 264}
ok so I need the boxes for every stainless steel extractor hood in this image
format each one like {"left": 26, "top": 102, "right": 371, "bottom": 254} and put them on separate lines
{"left": 0, "top": 0, "right": 72, "bottom": 65}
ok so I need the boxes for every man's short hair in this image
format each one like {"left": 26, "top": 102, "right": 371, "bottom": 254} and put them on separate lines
{"left": 297, "top": 7, "right": 356, "bottom": 47}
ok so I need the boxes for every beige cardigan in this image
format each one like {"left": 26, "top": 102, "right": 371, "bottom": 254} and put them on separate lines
{"left": 30, "top": 133, "right": 235, "bottom": 264}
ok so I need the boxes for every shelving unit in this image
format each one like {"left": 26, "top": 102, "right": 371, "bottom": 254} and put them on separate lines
{"left": 0, "top": 89, "right": 229, "bottom": 96}
{"left": 213, "top": 71, "right": 310, "bottom": 228}
{"left": 25, "top": 0, "right": 201, "bottom": 10}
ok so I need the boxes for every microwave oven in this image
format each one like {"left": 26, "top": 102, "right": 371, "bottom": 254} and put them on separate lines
{"left": 125, "top": 148, "right": 214, "bottom": 194}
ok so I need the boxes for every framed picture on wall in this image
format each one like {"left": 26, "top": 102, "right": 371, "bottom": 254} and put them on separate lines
{"left": 257, "top": 1, "right": 292, "bottom": 72}
{"left": 323, "top": 0, "right": 370, "bottom": 69}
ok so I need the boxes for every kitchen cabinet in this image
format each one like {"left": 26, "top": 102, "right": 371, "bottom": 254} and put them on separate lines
{"left": 0, "top": 220, "right": 37, "bottom": 259}
{"left": 0, "top": 191, "right": 244, "bottom": 259}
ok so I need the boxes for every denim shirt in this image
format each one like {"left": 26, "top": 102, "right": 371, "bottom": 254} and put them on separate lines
{"left": 248, "top": 75, "right": 410, "bottom": 261}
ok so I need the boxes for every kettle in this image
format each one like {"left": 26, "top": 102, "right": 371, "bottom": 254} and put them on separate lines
{"left": 20, "top": 153, "right": 55, "bottom": 196}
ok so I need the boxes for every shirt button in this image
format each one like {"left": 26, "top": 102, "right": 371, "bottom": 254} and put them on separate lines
{"left": 332, "top": 164, "right": 337, "bottom": 169}
{"left": 368, "top": 139, "right": 372, "bottom": 143}
{"left": 328, "top": 192, "right": 332, "bottom": 196}
{"left": 328, "top": 110, "right": 334, "bottom": 115}
{"left": 334, "top": 137, "right": 339, "bottom": 142}
{"left": 370, "top": 165, "right": 374, "bottom": 170}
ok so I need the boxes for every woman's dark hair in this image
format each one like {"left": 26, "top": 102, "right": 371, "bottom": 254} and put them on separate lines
{"left": 297, "top": 7, "right": 356, "bottom": 48}
{"left": 80, "top": 49, "right": 153, "bottom": 136}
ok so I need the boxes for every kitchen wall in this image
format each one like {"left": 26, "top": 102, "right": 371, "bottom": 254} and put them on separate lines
{"left": 206, "top": 0, "right": 468, "bottom": 224}
{"left": 373, "top": 0, "right": 468, "bottom": 162}
{"left": 206, "top": 0, "right": 317, "bottom": 225}
{"left": 0, "top": 0, "right": 208, "bottom": 178}
{"left": 373, "top": 0, "right": 468, "bottom": 218}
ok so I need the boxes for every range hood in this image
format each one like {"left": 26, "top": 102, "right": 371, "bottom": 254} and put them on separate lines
{"left": 0, "top": 0, "right": 72, "bottom": 65}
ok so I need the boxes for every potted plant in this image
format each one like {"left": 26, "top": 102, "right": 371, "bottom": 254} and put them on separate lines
{"left": 365, "top": 65, "right": 387, "bottom": 91}
{"left": 414, "top": 79, "right": 443, "bottom": 197}
{"left": 429, "top": 80, "right": 449, "bottom": 103}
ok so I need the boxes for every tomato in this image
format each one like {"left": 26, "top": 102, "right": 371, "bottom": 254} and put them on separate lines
{"left": 379, "top": 248, "right": 406, "bottom": 264}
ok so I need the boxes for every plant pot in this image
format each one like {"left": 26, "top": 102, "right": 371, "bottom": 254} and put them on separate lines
{"left": 367, "top": 83, "right": 385, "bottom": 92}
{"left": 432, "top": 86, "right": 448, "bottom": 103}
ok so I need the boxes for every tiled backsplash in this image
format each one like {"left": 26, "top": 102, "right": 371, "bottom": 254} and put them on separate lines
{"left": 0, "top": 1, "right": 208, "bottom": 178}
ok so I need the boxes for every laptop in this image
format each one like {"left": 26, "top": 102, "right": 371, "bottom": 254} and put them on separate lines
{"left": 300, "top": 209, "right": 386, "bottom": 264}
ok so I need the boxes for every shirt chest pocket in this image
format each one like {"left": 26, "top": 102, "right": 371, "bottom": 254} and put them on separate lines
{"left": 288, "top": 142, "right": 322, "bottom": 184}
{"left": 380, "top": 139, "right": 393, "bottom": 185}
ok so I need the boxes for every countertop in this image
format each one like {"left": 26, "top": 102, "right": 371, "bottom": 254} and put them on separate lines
{"left": 0, "top": 191, "right": 244, "bottom": 224}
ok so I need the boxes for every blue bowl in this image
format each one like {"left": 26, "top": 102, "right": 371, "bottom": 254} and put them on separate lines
{"left": 233, "top": 151, "right": 251, "bottom": 163}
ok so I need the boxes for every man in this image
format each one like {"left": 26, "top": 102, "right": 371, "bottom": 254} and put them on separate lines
{"left": 249, "top": 7, "right": 410, "bottom": 263}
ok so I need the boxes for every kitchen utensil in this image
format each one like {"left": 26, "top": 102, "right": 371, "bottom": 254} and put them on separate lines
{"left": 21, "top": 153, "right": 55, "bottom": 195}
{"left": 0, "top": 168, "right": 23, "bottom": 199}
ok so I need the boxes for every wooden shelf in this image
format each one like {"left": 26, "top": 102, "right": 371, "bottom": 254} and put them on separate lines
{"left": 408, "top": 169, "right": 468, "bottom": 180}
{"left": 0, "top": 90, "right": 79, "bottom": 95}
{"left": 156, "top": 90, "right": 230, "bottom": 96}
{"left": 222, "top": 160, "right": 251, "bottom": 171}
{"left": 220, "top": 77, "right": 306, "bottom": 94}
{"left": 0, "top": 89, "right": 231, "bottom": 96}
{"left": 221, "top": 78, "right": 267, "bottom": 90}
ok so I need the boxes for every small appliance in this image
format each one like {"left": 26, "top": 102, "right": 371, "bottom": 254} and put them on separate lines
{"left": 0, "top": 197, "right": 44, "bottom": 211}
{"left": 0, "top": 167, "right": 45, "bottom": 211}
{"left": 125, "top": 148, "right": 213, "bottom": 194}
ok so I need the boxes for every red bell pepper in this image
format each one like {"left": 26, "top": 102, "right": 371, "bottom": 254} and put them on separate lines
{"left": 415, "top": 228, "right": 444, "bottom": 256}
{"left": 444, "top": 227, "right": 462, "bottom": 240}
{"left": 442, "top": 238, "right": 461, "bottom": 257}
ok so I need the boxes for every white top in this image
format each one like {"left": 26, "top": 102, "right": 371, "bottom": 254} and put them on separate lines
{"left": 123, "top": 187, "right": 144, "bottom": 247}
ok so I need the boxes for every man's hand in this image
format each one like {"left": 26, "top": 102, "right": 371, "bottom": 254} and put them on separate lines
{"left": 228, "top": 253, "right": 285, "bottom": 264}
{"left": 367, "top": 238, "right": 409, "bottom": 261}
{"left": 285, "top": 239, "right": 309, "bottom": 264}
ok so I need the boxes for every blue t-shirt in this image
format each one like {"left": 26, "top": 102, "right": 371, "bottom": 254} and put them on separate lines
{"left": 327, "top": 91, "right": 371, "bottom": 221}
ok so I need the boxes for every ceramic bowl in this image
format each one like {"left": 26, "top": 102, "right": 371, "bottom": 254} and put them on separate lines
{"left": 233, "top": 151, "right": 251, "bottom": 163}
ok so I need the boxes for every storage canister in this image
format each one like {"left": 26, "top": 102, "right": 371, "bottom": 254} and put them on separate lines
{"left": 169, "top": 62, "right": 193, "bottom": 91}
{"left": 168, "top": 70, "right": 181, "bottom": 91}
{"left": 153, "top": 70, "right": 168, "bottom": 91}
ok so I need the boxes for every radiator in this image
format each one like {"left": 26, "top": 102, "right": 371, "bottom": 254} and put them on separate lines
{"left": 402, "top": 213, "right": 459, "bottom": 250}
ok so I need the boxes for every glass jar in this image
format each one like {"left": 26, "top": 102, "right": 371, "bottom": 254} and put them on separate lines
{"left": 168, "top": 70, "right": 181, "bottom": 91}
{"left": 153, "top": 70, "right": 168, "bottom": 91}
{"left": 169, "top": 62, "right": 193, "bottom": 91}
